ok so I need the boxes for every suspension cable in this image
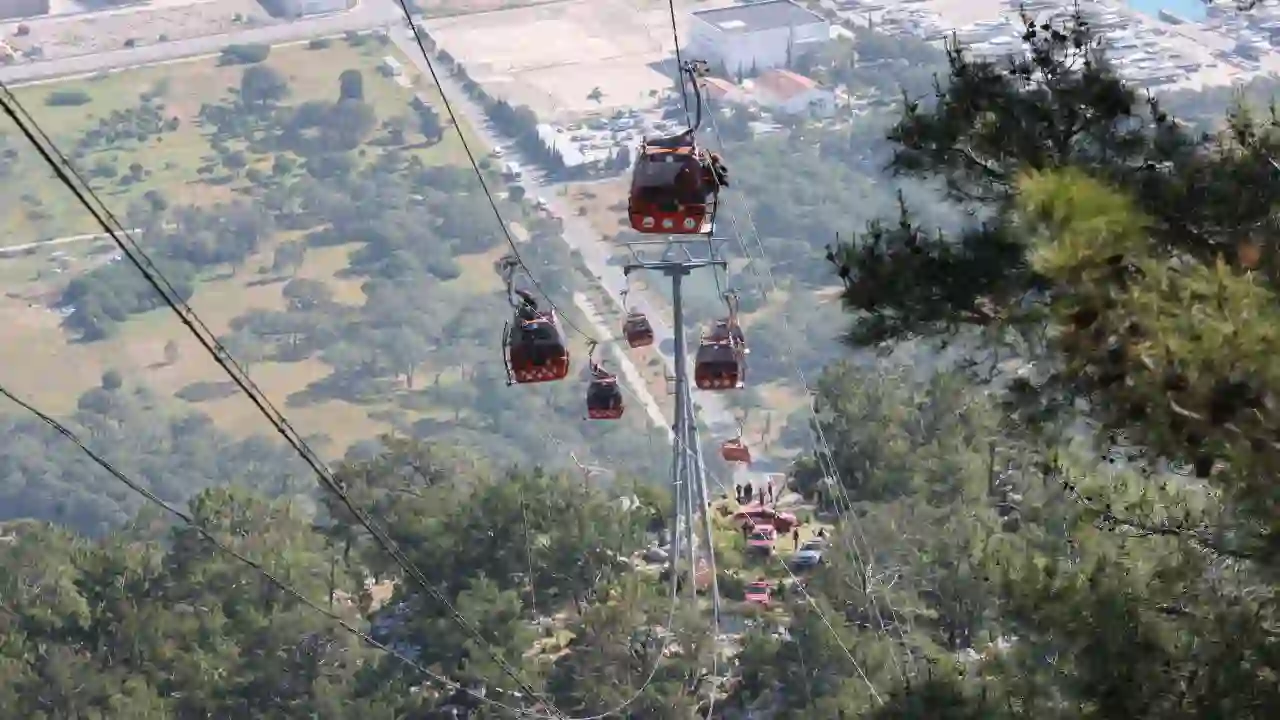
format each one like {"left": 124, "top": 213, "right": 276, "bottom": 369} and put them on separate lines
{"left": 665, "top": 0, "right": 692, "bottom": 127}
{"left": 699, "top": 95, "right": 913, "bottom": 677}
{"left": 619, "top": 1, "right": 909, "bottom": 690}
{"left": 0, "top": 383, "right": 546, "bottom": 718}
{"left": 0, "top": 82, "right": 565, "bottom": 718}
{"left": 2, "top": 368, "right": 682, "bottom": 719}
{"left": 538, "top": 431, "right": 684, "bottom": 720}
{"left": 394, "top": 0, "right": 609, "bottom": 348}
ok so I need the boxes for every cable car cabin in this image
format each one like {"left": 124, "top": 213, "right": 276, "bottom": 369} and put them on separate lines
{"left": 628, "top": 136, "right": 717, "bottom": 235}
{"left": 695, "top": 319, "right": 747, "bottom": 391}
{"left": 506, "top": 313, "right": 570, "bottom": 384}
{"left": 695, "top": 339, "right": 744, "bottom": 390}
{"left": 721, "top": 438, "right": 751, "bottom": 464}
{"left": 622, "top": 312, "right": 655, "bottom": 348}
{"left": 586, "top": 373, "right": 624, "bottom": 420}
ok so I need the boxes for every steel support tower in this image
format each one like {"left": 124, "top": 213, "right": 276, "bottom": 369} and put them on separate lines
{"left": 624, "top": 238, "right": 724, "bottom": 623}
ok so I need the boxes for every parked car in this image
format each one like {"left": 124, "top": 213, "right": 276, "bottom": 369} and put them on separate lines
{"left": 744, "top": 581, "right": 772, "bottom": 607}
{"left": 643, "top": 545, "right": 669, "bottom": 564}
{"left": 790, "top": 539, "right": 825, "bottom": 569}
{"left": 734, "top": 507, "right": 799, "bottom": 534}
{"left": 746, "top": 526, "right": 777, "bottom": 555}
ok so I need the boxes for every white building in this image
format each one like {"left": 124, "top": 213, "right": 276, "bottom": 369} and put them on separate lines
{"left": 536, "top": 124, "right": 589, "bottom": 168}
{"left": 751, "top": 69, "right": 834, "bottom": 117}
{"left": 277, "top": 0, "right": 348, "bottom": 17}
{"left": 689, "top": 0, "right": 831, "bottom": 75}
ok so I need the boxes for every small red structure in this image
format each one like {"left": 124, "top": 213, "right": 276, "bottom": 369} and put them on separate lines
{"left": 622, "top": 312, "right": 654, "bottom": 348}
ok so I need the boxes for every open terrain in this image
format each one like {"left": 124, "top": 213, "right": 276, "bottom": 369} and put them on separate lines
{"left": 0, "top": 36, "right": 513, "bottom": 456}
{"left": 2, "top": 37, "right": 481, "bottom": 242}
{"left": 428, "top": 0, "right": 695, "bottom": 121}
{"left": 4, "top": 0, "right": 271, "bottom": 61}
{"left": 0, "top": 236, "right": 515, "bottom": 457}
{"left": 418, "top": 0, "right": 573, "bottom": 17}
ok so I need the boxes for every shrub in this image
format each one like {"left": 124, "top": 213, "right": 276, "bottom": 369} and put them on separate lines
{"left": 45, "top": 89, "right": 91, "bottom": 107}
{"left": 426, "top": 256, "right": 462, "bottom": 281}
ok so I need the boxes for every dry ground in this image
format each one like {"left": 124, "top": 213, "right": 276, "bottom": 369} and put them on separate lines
{"left": 0, "top": 240, "right": 508, "bottom": 456}
{"left": 418, "top": 0, "right": 570, "bottom": 17}
{"left": 428, "top": 0, "right": 691, "bottom": 121}
{"left": 0, "top": 38, "right": 497, "bottom": 456}
{"left": 3, "top": 37, "right": 481, "bottom": 242}
{"left": 5, "top": 0, "right": 268, "bottom": 61}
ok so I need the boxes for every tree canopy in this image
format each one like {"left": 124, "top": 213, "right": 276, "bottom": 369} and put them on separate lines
{"left": 814, "top": 11, "right": 1280, "bottom": 716}
{"left": 5, "top": 11, "right": 1280, "bottom": 718}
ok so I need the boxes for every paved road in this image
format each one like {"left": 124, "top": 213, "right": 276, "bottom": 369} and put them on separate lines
{"left": 389, "top": 27, "right": 756, "bottom": 488}
{"left": 0, "top": 230, "right": 114, "bottom": 254}
{"left": 0, "top": 4, "right": 403, "bottom": 86}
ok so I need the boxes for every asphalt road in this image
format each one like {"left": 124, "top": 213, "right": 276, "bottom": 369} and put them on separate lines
{"left": 0, "top": 3, "right": 402, "bottom": 86}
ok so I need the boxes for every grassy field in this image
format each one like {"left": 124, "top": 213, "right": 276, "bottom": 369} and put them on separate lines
{"left": 0, "top": 239, "right": 509, "bottom": 455}
{"left": 0, "top": 37, "right": 505, "bottom": 456}
{"left": 2, "top": 36, "right": 486, "bottom": 243}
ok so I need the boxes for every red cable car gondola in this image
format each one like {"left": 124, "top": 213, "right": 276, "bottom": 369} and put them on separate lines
{"left": 506, "top": 309, "right": 570, "bottom": 384}
{"left": 622, "top": 311, "right": 654, "bottom": 348}
{"left": 695, "top": 337, "right": 744, "bottom": 390}
{"left": 695, "top": 292, "right": 747, "bottom": 391}
{"left": 586, "top": 363, "right": 624, "bottom": 420}
{"left": 501, "top": 258, "right": 570, "bottom": 385}
{"left": 628, "top": 136, "right": 717, "bottom": 235}
{"left": 721, "top": 437, "right": 751, "bottom": 464}
{"left": 627, "top": 61, "right": 727, "bottom": 236}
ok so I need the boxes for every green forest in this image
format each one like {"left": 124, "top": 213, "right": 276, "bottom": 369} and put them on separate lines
{"left": 3, "top": 9, "right": 1280, "bottom": 719}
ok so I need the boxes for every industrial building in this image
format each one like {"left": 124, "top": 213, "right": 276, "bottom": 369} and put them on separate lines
{"left": 0, "top": 0, "right": 49, "bottom": 21}
{"left": 688, "top": 0, "right": 830, "bottom": 75}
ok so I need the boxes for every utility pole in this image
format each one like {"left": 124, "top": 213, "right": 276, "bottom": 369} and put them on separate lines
{"left": 623, "top": 237, "right": 724, "bottom": 624}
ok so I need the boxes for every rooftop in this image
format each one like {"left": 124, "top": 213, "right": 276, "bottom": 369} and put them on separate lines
{"left": 702, "top": 76, "right": 743, "bottom": 100}
{"left": 692, "top": 0, "right": 826, "bottom": 34}
{"left": 753, "top": 69, "right": 821, "bottom": 101}
{"left": 536, "top": 124, "right": 588, "bottom": 167}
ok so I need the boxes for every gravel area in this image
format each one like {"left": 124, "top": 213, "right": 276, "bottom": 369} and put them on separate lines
{"left": 4, "top": 0, "right": 278, "bottom": 61}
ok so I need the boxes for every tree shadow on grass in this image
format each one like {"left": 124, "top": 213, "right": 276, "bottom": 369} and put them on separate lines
{"left": 174, "top": 380, "right": 239, "bottom": 403}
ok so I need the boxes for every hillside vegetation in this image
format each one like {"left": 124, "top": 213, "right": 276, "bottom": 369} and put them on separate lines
{"left": 2, "top": 10, "right": 1279, "bottom": 718}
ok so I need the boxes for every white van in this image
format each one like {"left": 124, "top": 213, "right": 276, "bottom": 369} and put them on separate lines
{"left": 502, "top": 161, "right": 523, "bottom": 180}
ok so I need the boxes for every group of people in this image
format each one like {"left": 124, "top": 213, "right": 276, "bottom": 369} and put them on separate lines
{"left": 734, "top": 481, "right": 773, "bottom": 506}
